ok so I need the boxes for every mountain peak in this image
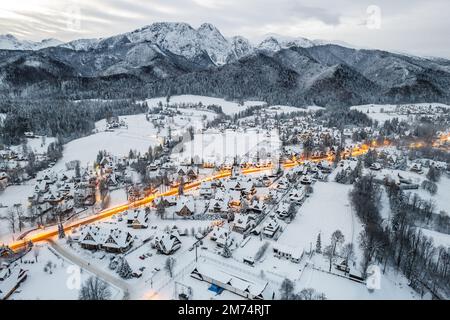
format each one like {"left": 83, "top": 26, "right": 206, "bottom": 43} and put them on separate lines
{"left": 198, "top": 23, "right": 220, "bottom": 33}
{"left": 0, "top": 34, "right": 62, "bottom": 51}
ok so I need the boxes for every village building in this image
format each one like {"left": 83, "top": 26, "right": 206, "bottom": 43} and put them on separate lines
{"left": 125, "top": 209, "right": 149, "bottom": 229}
{"left": 273, "top": 243, "right": 303, "bottom": 263}
{"left": 78, "top": 223, "right": 133, "bottom": 253}
{"left": 232, "top": 214, "right": 256, "bottom": 234}
{"left": 175, "top": 196, "right": 196, "bottom": 217}
{"left": 262, "top": 219, "right": 280, "bottom": 238}
{"left": 0, "top": 264, "right": 28, "bottom": 300}
{"left": 190, "top": 266, "right": 274, "bottom": 300}
{"left": 153, "top": 231, "right": 182, "bottom": 255}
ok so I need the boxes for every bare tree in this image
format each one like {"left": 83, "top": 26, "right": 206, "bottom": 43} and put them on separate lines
{"left": 164, "top": 257, "right": 175, "bottom": 278}
{"left": 13, "top": 204, "right": 25, "bottom": 232}
{"left": 331, "top": 229, "right": 345, "bottom": 255}
{"left": 323, "top": 245, "right": 337, "bottom": 272}
{"left": 341, "top": 243, "right": 355, "bottom": 265}
{"left": 79, "top": 276, "right": 111, "bottom": 300}
{"left": 5, "top": 208, "right": 17, "bottom": 234}
{"left": 279, "top": 278, "right": 295, "bottom": 300}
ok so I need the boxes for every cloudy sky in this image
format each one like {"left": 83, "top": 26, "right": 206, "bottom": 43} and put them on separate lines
{"left": 0, "top": 0, "right": 449, "bottom": 58}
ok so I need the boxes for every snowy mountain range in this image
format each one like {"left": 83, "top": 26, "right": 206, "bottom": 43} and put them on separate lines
{"left": 0, "top": 22, "right": 365, "bottom": 66}
{"left": 1, "top": 22, "right": 450, "bottom": 107}
{"left": 0, "top": 34, "right": 63, "bottom": 51}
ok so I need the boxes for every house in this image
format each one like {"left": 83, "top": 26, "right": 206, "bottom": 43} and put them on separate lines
{"left": 262, "top": 219, "right": 280, "bottom": 238}
{"left": 211, "top": 226, "right": 233, "bottom": 247}
{"left": 0, "top": 172, "right": 8, "bottom": 185}
{"left": 199, "top": 181, "right": 213, "bottom": 199}
{"left": 370, "top": 163, "right": 382, "bottom": 171}
{"left": 175, "top": 196, "right": 196, "bottom": 217}
{"left": 276, "top": 178, "right": 289, "bottom": 190}
{"left": 228, "top": 190, "right": 243, "bottom": 207}
{"left": 275, "top": 202, "right": 291, "bottom": 220}
{"left": 288, "top": 187, "right": 306, "bottom": 205}
{"left": 154, "top": 231, "right": 182, "bottom": 255}
{"left": 300, "top": 175, "right": 312, "bottom": 185}
{"left": 410, "top": 163, "right": 423, "bottom": 173}
{"left": 0, "top": 246, "right": 13, "bottom": 258}
{"left": 79, "top": 223, "right": 133, "bottom": 253}
{"left": 318, "top": 161, "right": 332, "bottom": 173}
{"left": 186, "top": 167, "right": 198, "bottom": 181}
{"left": 190, "top": 266, "right": 274, "bottom": 300}
{"left": 125, "top": 209, "right": 149, "bottom": 229}
{"left": 273, "top": 243, "right": 303, "bottom": 263}
{"left": 216, "top": 233, "right": 233, "bottom": 248}
{"left": 208, "top": 199, "right": 228, "bottom": 214}
{"left": 0, "top": 264, "right": 28, "bottom": 300}
{"left": 233, "top": 214, "right": 256, "bottom": 234}
{"left": 247, "top": 199, "right": 266, "bottom": 214}
{"left": 210, "top": 226, "right": 230, "bottom": 241}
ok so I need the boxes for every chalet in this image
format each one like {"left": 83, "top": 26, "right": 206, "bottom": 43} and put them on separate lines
{"left": 247, "top": 199, "right": 266, "bottom": 214}
{"left": 276, "top": 202, "right": 291, "bottom": 220}
{"left": 56, "top": 199, "right": 74, "bottom": 214}
{"left": 0, "top": 246, "right": 13, "bottom": 257}
{"left": 228, "top": 190, "right": 243, "bottom": 207}
{"left": 0, "top": 172, "right": 8, "bottom": 185}
{"left": 154, "top": 232, "right": 182, "bottom": 255}
{"left": 208, "top": 199, "right": 228, "bottom": 214}
{"left": 410, "top": 163, "right": 423, "bottom": 173}
{"left": 24, "top": 131, "right": 35, "bottom": 138}
{"left": 74, "top": 184, "right": 95, "bottom": 206}
{"left": 125, "top": 209, "right": 149, "bottom": 229}
{"left": 199, "top": 181, "right": 213, "bottom": 199}
{"left": 259, "top": 175, "right": 272, "bottom": 187}
{"left": 300, "top": 175, "right": 312, "bottom": 185}
{"left": 317, "top": 161, "right": 332, "bottom": 173}
{"left": 210, "top": 226, "right": 230, "bottom": 242}
{"left": 35, "top": 181, "right": 49, "bottom": 194}
{"left": 154, "top": 195, "right": 177, "bottom": 207}
{"left": 276, "top": 178, "right": 289, "bottom": 190}
{"left": 44, "top": 192, "right": 63, "bottom": 204}
{"left": 186, "top": 167, "right": 198, "bottom": 181}
{"left": 288, "top": 187, "right": 306, "bottom": 205}
{"left": 79, "top": 224, "right": 133, "bottom": 253}
{"left": 262, "top": 219, "right": 280, "bottom": 238}
{"left": 233, "top": 214, "right": 256, "bottom": 234}
{"left": 175, "top": 196, "right": 196, "bottom": 217}
{"left": 190, "top": 266, "right": 274, "bottom": 300}
{"left": 370, "top": 163, "right": 382, "bottom": 171}
{"left": 273, "top": 243, "right": 303, "bottom": 263}
{"left": 216, "top": 232, "right": 233, "bottom": 248}
{"left": 177, "top": 167, "right": 186, "bottom": 177}
{"left": 0, "top": 264, "right": 28, "bottom": 300}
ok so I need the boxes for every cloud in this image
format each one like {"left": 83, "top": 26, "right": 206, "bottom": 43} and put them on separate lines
{"left": 0, "top": 0, "right": 448, "bottom": 58}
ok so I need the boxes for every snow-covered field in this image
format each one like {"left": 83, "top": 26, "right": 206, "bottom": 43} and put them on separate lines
{"left": 144, "top": 95, "right": 266, "bottom": 115}
{"left": 351, "top": 103, "right": 450, "bottom": 123}
{"left": 10, "top": 244, "right": 120, "bottom": 300}
{"left": 278, "top": 179, "right": 364, "bottom": 261}
{"left": 52, "top": 114, "right": 161, "bottom": 171}
{"left": 298, "top": 257, "right": 418, "bottom": 300}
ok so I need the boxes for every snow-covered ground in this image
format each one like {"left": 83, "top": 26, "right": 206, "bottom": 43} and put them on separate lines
{"left": 9, "top": 136, "right": 56, "bottom": 155}
{"left": 9, "top": 244, "right": 121, "bottom": 300}
{"left": 278, "top": 179, "right": 364, "bottom": 263}
{"left": 52, "top": 114, "right": 160, "bottom": 171}
{"left": 351, "top": 103, "right": 450, "bottom": 123}
{"left": 144, "top": 95, "right": 267, "bottom": 115}
{"left": 298, "top": 257, "right": 418, "bottom": 300}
